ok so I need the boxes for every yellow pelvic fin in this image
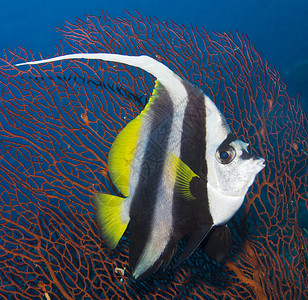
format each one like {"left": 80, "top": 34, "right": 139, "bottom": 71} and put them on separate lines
{"left": 93, "top": 193, "right": 129, "bottom": 249}
{"left": 167, "top": 152, "right": 199, "bottom": 200}
{"left": 108, "top": 80, "right": 161, "bottom": 197}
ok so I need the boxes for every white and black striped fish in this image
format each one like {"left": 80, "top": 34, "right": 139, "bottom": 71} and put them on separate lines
{"left": 16, "top": 54, "right": 265, "bottom": 280}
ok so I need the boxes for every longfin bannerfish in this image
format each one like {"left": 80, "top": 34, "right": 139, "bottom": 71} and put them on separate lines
{"left": 17, "top": 53, "right": 265, "bottom": 280}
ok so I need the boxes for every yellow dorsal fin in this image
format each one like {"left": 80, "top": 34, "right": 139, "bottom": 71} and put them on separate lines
{"left": 167, "top": 152, "right": 199, "bottom": 200}
{"left": 93, "top": 193, "right": 129, "bottom": 249}
{"left": 108, "top": 81, "right": 161, "bottom": 197}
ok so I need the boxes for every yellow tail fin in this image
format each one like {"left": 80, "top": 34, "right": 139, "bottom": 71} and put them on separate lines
{"left": 93, "top": 193, "right": 129, "bottom": 249}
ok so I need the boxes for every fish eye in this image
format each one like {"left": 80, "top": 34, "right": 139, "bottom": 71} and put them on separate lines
{"left": 216, "top": 145, "right": 236, "bottom": 164}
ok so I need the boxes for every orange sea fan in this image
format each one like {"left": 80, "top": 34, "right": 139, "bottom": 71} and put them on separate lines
{"left": 0, "top": 11, "right": 307, "bottom": 299}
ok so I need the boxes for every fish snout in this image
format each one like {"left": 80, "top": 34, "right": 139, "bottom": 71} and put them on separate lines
{"left": 252, "top": 156, "right": 266, "bottom": 172}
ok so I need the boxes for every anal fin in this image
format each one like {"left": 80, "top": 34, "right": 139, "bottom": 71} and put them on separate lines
{"left": 174, "top": 225, "right": 212, "bottom": 269}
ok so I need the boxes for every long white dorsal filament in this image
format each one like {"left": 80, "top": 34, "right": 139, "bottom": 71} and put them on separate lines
{"left": 16, "top": 53, "right": 185, "bottom": 101}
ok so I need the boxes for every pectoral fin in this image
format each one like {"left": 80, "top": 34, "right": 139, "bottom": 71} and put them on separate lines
{"left": 167, "top": 152, "right": 200, "bottom": 201}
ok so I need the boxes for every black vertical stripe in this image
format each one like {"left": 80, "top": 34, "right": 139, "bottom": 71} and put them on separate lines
{"left": 180, "top": 80, "right": 207, "bottom": 176}
{"left": 173, "top": 80, "right": 212, "bottom": 241}
{"left": 128, "top": 83, "right": 174, "bottom": 270}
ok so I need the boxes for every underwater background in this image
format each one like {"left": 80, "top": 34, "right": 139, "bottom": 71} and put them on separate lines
{"left": 0, "top": 0, "right": 307, "bottom": 299}
{"left": 1, "top": 0, "right": 307, "bottom": 113}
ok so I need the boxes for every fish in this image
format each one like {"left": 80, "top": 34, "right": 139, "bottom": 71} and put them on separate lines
{"left": 16, "top": 53, "right": 265, "bottom": 279}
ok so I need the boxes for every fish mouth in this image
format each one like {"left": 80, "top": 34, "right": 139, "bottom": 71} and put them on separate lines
{"left": 256, "top": 157, "right": 266, "bottom": 169}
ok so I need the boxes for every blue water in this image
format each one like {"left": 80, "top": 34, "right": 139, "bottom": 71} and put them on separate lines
{"left": 1, "top": 0, "right": 307, "bottom": 112}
